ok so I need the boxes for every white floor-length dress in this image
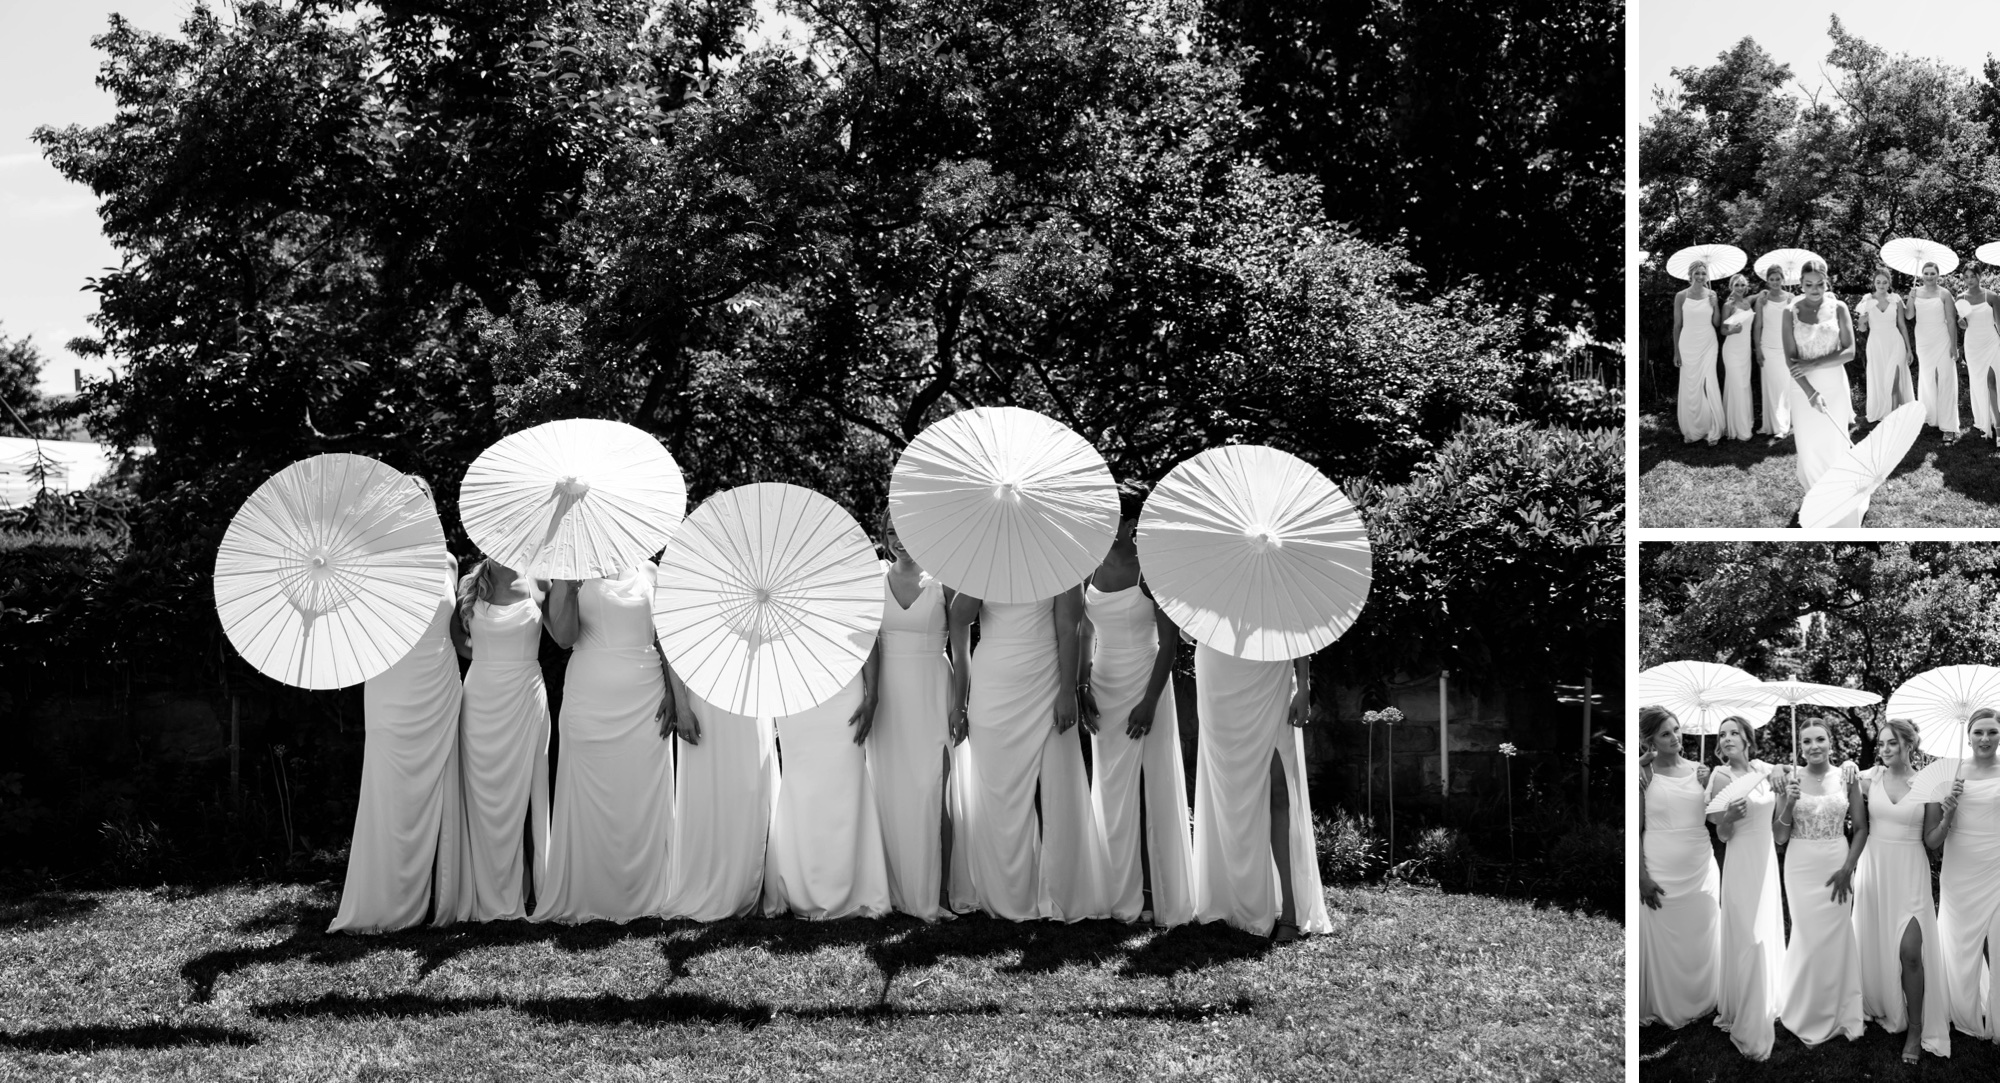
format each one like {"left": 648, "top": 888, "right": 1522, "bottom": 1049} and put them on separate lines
{"left": 1964, "top": 297, "right": 2000, "bottom": 435}
{"left": 1860, "top": 294, "right": 1914, "bottom": 421}
{"left": 533, "top": 565, "right": 675, "bottom": 923}
{"left": 1940, "top": 776, "right": 2000, "bottom": 1039}
{"left": 1677, "top": 293, "right": 1723, "bottom": 443}
{"left": 764, "top": 672, "right": 893, "bottom": 919}
{"left": 960, "top": 598, "right": 1110, "bottom": 921}
{"left": 662, "top": 699, "right": 778, "bottom": 920}
{"left": 459, "top": 596, "right": 552, "bottom": 921}
{"left": 1777, "top": 783, "right": 1865, "bottom": 1046}
{"left": 1852, "top": 769, "right": 1949, "bottom": 1057}
{"left": 1190, "top": 644, "right": 1331, "bottom": 937}
{"left": 1638, "top": 768, "right": 1719, "bottom": 1027}
{"left": 868, "top": 566, "right": 953, "bottom": 920}
{"left": 1720, "top": 306, "right": 1757, "bottom": 440}
{"left": 1913, "top": 292, "right": 1961, "bottom": 434}
{"left": 1786, "top": 297, "right": 1854, "bottom": 495}
{"left": 330, "top": 557, "right": 472, "bottom": 932}
{"left": 1085, "top": 582, "right": 1195, "bottom": 926}
{"left": 1759, "top": 293, "right": 1794, "bottom": 437}
{"left": 1712, "top": 764, "right": 1783, "bottom": 1061}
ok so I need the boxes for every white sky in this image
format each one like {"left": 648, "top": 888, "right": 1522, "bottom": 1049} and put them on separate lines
{"left": 1638, "top": 2, "right": 2000, "bottom": 118}
{"left": 0, "top": 1, "right": 806, "bottom": 396}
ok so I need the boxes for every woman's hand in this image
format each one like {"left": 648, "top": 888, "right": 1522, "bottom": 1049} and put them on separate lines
{"left": 1722, "top": 797, "right": 1749, "bottom": 824}
{"left": 949, "top": 704, "right": 970, "bottom": 746}
{"left": 1127, "top": 694, "right": 1159, "bottom": 740}
{"left": 1785, "top": 772, "right": 1802, "bottom": 801}
{"left": 1289, "top": 686, "right": 1312, "bottom": 728}
{"left": 1076, "top": 684, "right": 1100, "bottom": 736}
{"left": 1696, "top": 763, "right": 1712, "bottom": 787}
{"left": 1943, "top": 779, "right": 1964, "bottom": 815}
{"left": 849, "top": 694, "right": 877, "bottom": 746}
{"left": 673, "top": 704, "right": 702, "bottom": 746}
{"left": 1637, "top": 746, "right": 1657, "bottom": 770}
{"left": 1825, "top": 865, "right": 1855, "bottom": 906}
{"left": 1053, "top": 691, "right": 1080, "bottom": 734}
{"left": 1640, "top": 877, "right": 1665, "bottom": 910}
{"left": 655, "top": 684, "right": 675, "bottom": 739}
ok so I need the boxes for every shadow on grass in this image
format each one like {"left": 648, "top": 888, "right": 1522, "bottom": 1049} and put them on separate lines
{"left": 252, "top": 991, "right": 775, "bottom": 1029}
{"left": 0, "top": 1023, "right": 257, "bottom": 1051}
{"left": 0, "top": 893, "right": 101, "bottom": 929}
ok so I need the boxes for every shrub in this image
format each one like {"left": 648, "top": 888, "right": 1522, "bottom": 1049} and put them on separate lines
{"left": 1315, "top": 810, "right": 1384, "bottom": 884}
{"left": 1393, "top": 824, "right": 1470, "bottom": 886}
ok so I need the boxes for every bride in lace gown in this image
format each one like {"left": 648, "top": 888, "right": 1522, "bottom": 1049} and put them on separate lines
{"left": 1783, "top": 260, "right": 1858, "bottom": 518}
{"left": 1774, "top": 719, "right": 1866, "bottom": 1047}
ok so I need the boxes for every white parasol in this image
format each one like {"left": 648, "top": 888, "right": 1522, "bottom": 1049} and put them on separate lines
{"left": 887, "top": 406, "right": 1118, "bottom": 604}
{"left": 1889, "top": 665, "right": 2000, "bottom": 801}
{"left": 459, "top": 418, "right": 685, "bottom": 580}
{"left": 1136, "top": 445, "right": 1371, "bottom": 661}
{"left": 653, "top": 482, "right": 882, "bottom": 718}
{"left": 1797, "top": 401, "right": 1924, "bottom": 529}
{"left": 1665, "top": 244, "right": 1747, "bottom": 282}
{"left": 214, "top": 454, "right": 448, "bottom": 690}
{"left": 1975, "top": 242, "right": 2000, "bottom": 267}
{"left": 1880, "top": 238, "right": 1959, "bottom": 278}
{"left": 1747, "top": 680, "right": 1883, "bottom": 764}
{"left": 1753, "top": 248, "right": 1825, "bottom": 287}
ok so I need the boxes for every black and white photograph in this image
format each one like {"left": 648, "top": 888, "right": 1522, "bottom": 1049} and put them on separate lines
{"left": 1637, "top": 3, "right": 2000, "bottom": 528}
{"left": 0, "top": 1, "right": 1623, "bottom": 1079}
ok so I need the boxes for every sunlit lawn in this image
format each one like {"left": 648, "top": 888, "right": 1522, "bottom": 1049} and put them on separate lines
{"left": 1640, "top": 1013, "right": 2000, "bottom": 1082}
{"left": 0, "top": 879, "right": 1620, "bottom": 1081}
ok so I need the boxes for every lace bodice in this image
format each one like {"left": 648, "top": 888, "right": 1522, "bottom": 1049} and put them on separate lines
{"left": 1789, "top": 782, "right": 1849, "bottom": 842}
{"left": 1792, "top": 296, "right": 1848, "bottom": 361}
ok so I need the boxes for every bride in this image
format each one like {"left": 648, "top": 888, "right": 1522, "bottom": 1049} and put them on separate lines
{"left": 1783, "top": 259, "right": 1858, "bottom": 522}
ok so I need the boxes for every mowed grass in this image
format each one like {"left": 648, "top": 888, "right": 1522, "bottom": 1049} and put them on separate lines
{"left": 1636, "top": 372, "right": 2000, "bottom": 527}
{"left": 1640, "top": 1013, "right": 2000, "bottom": 1081}
{"left": 0, "top": 880, "right": 1620, "bottom": 1082}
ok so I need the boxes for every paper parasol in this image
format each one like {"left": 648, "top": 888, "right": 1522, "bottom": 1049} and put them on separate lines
{"left": 1637, "top": 661, "right": 1775, "bottom": 736}
{"left": 1748, "top": 681, "right": 1883, "bottom": 763}
{"left": 1888, "top": 665, "right": 2000, "bottom": 765}
{"left": 887, "top": 406, "right": 1118, "bottom": 604}
{"left": 654, "top": 482, "right": 882, "bottom": 718}
{"left": 214, "top": 454, "right": 448, "bottom": 690}
{"left": 1880, "top": 238, "right": 1959, "bottom": 277}
{"left": 1798, "top": 401, "right": 1923, "bottom": 529}
{"left": 1753, "top": 248, "right": 1824, "bottom": 287}
{"left": 1704, "top": 766, "right": 1774, "bottom": 815}
{"left": 1976, "top": 242, "right": 2000, "bottom": 267}
{"left": 460, "top": 418, "right": 685, "bottom": 580}
{"left": 1665, "top": 244, "right": 1747, "bottom": 281}
{"left": 1136, "top": 445, "right": 1371, "bottom": 661}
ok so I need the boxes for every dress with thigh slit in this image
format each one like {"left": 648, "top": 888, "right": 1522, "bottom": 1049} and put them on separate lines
{"left": 1853, "top": 768, "right": 1949, "bottom": 1056}
{"left": 1940, "top": 775, "right": 2000, "bottom": 1039}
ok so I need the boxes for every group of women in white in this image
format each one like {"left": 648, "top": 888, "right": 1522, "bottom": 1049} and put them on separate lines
{"left": 1672, "top": 254, "right": 2000, "bottom": 491}
{"left": 1637, "top": 704, "right": 2000, "bottom": 1064}
{"left": 327, "top": 487, "right": 1330, "bottom": 943}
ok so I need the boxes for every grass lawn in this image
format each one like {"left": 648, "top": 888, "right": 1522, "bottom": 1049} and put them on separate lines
{"left": 1640, "top": 1014, "right": 1999, "bottom": 1081}
{"left": 0, "top": 879, "right": 1619, "bottom": 1082}
{"left": 1636, "top": 386, "right": 2000, "bottom": 528}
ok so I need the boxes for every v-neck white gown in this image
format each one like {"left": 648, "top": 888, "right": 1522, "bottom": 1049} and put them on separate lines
{"left": 533, "top": 565, "right": 675, "bottom": 923}
{"left": 764, "top": 671, "right": 893, "bottom": 919}
{"left": 868, "top": 565, "right": 953, "bottom": 920}
{"left": 1085, "top": 581, "right": 1195, "bottom": 926}
{"left": 1852, "top": 769, "right": 1949, "bottom": 1057}
{"left": 1777, "top": 778, "right": 1864, "bottom": 1046}
{"left": 959, "top": 598, "right": 1111, "bottom": 921}
{"left": 1858, "top": 294, "right": 1913, "bottom": 422}
{"left": 1190, "top": 644, "right": 1330, "bottom": 937}
{"left": 458, "top": 595, "right": 552, "bottom": 921}
{"left": 330, "top": 557, "right": 472, "bottom": 932}
{"left": 1913, "top": 291, "right": 1961, "bottom": 434}
{"left": 1963, "top": 296, "right": 2000, "bottom": 435}
{"left": 1638, "top": 767, "right": 1719, "bottom": 1027}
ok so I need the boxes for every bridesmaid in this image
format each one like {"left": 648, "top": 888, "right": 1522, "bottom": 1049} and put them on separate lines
{"left": 330, "top": 485, "right": 471, "bottom": 932}
{"left": 455, "top": 558, "right": 553, "bottom": 921}
{"left": 532, "top": 561, "right": 676, "bottom": 923}
{"left": 1078, "top": 492, "right": 1195, "bottom": 926}
{"left": 1190, "top": 645, "right": 1330, "bottom": 941}
{"left": 1753, "top": 262, "right": 1795, "bottom": 442}
{"left": 948, "top": 585, "right": 1110, "bottom": 921}
{"left": 1718, "top": 274, "right": 1758, "bottom": 440}
{"left": 1930, "top": 707, "right": 2000, "bottom": 1040}
{"left": 1858, "top": 266, "right": 1915, "bottom": 421}
{"left": 1905, "top": 260, "right": 1962, "bottom": 442}
{"left": 1707, "top": 715, "right": 1785, "bottom": 1061}
{"left": 865, "top": 513, "right": 957, "bottom": 921}
{"left": 659, "top": 671, "right": 780, "bottom": 920}
{"left": 1854, "top": 717, "right": 1948, "bottom": 1063}
{"left": 762, "top": 661, "right": 894, "bottom": 920}
{"left": 1673, "top": 258, "right": 1724, "bottom": 445}
{"left": 1637, "top": 706, "right": 1718, "bottom": 1028}
{"left": 1773, "top": 718, "right": 1866, "bottom": 1047}
{"left": 1782, "top": 260, "right": 1857, "bottom": 499}
{"left": 1960, "top": 268, "right": 2000, "bottom": 447}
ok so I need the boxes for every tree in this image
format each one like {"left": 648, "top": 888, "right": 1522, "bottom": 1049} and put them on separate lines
{"left": 0, "top": 328, "right": 45, "bottom": 436}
